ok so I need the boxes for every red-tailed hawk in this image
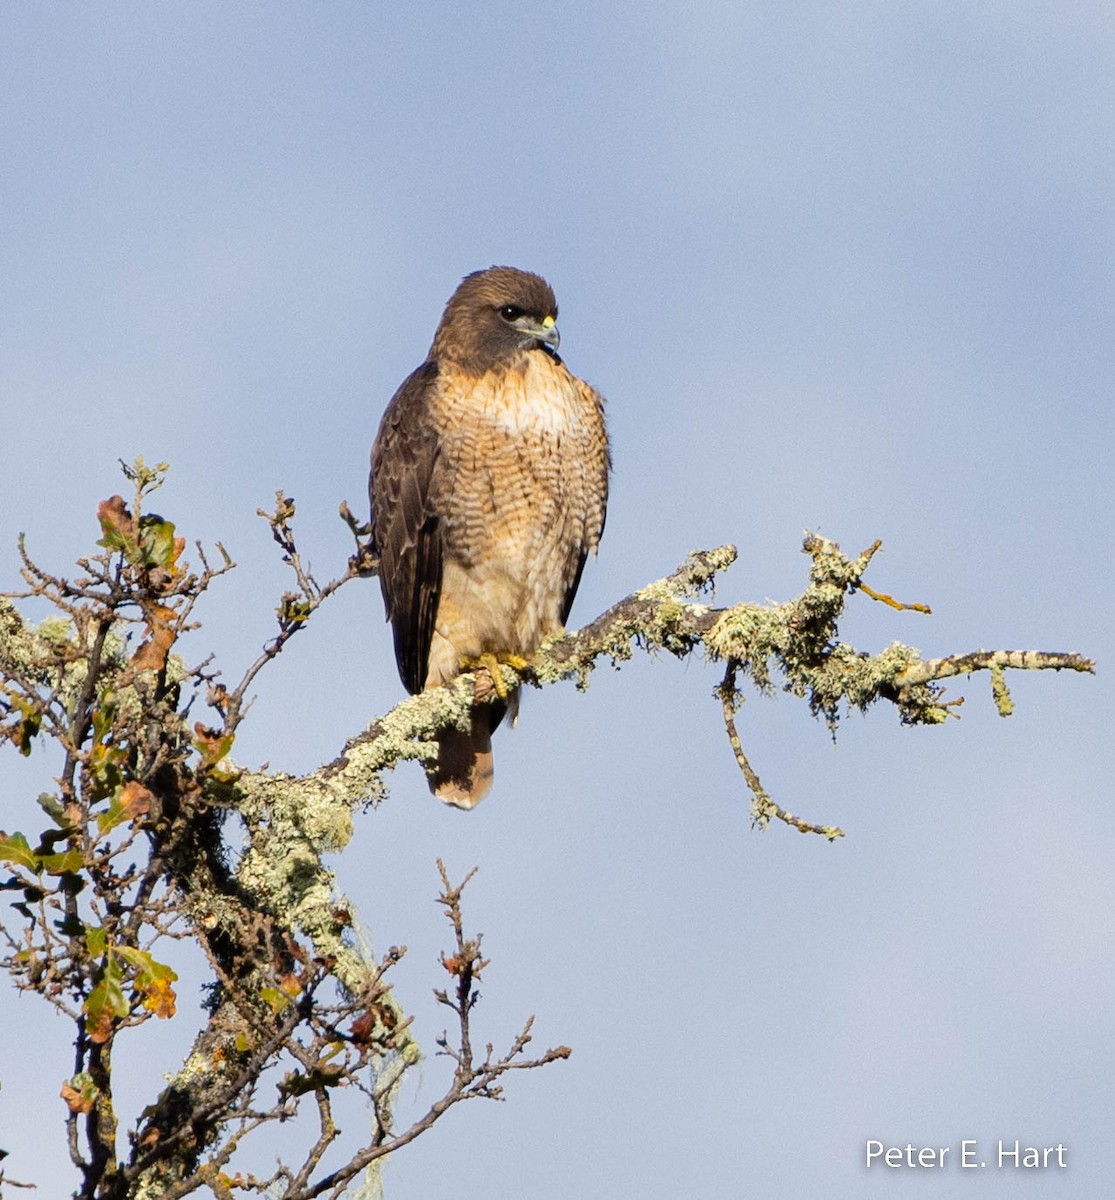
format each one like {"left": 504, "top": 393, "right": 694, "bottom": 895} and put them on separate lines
{"left": 369, "top": 266, "right": 610, "bottom": 807}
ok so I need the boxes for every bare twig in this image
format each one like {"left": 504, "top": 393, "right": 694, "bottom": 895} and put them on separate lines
{"left": 223, "top": 493, "right": 365, "bottom": 730}
{"left": 277, "top": 863, "right": 570, "bottom": 1200}
{"left": 0, "top": 1169, "right": 38, "bottom": 1190}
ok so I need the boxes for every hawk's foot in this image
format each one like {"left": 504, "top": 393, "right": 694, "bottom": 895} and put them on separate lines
{"left": 460, "top": 651, "right": 530, "bottom": 699}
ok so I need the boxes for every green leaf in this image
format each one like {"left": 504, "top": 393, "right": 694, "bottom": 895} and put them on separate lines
{"left": 0, "top": 832, "right": 38, "bottom": 872}
{"left": 12, "top": 698, "right": 41, "bottom": 756}
{"left": 115, "top": 946, "right": 178, "bottom": 1018}
{"left": 38, "top": 849, "right": 84, "bottom": 876}
{"left": 88, "top": 742, "right": 126, "bottom": 801}
{"left": 138, "top": 515, "right": 179, "bottom": 568}
{"left": 17, "top": 717, "right": 39, "bottom": 756}
{"left": 85, "top": 958, "right": 129, "bottom": 1042}
{"left": 37, "top": 792, "right": 68, "bottom": 825}
{"left": 97, "top": 794, "right": 130, "bottom": 835}
{"left": 260, "top": 986, "right": 291, "bottom": 1014}
{"left": 85, "top": 925, "right": 107, "bottom": 958}
{"left": 91, "top": 703, "right": 115, "bottom": 745}
{"left": 278, "top": 1065, "right": 344, "bottom": 1097}
{"left": 97, "top": 781, "right": 152, "bottom": 836}
{"left": 120, "top": 456, "right": 169, "bottom": 493}
{"left": 193, "top": 726, "right": 235, "bottom": 771}
{"left": 116, "top": 945, "right": 177, "bottom": 983}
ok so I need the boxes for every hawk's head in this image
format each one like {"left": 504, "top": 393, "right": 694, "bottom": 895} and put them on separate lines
{"left": 431, "top": 266, "right": 561, "bottom": 373}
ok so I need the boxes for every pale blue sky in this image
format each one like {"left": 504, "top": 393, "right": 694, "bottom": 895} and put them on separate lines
{"left": 1, "top": 3, "right": 1111, "bottom": 1197}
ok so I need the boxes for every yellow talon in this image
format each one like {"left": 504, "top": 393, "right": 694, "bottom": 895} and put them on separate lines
{"left": 460, "top": 652, "right": 529, "bottom": 699}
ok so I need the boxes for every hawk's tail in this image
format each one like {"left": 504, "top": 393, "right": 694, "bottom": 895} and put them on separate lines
{"left": 429, "top": 696, "right": 512, "bottom": 809}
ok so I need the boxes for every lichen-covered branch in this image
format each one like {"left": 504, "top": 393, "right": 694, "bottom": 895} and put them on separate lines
{"left": 253, "top": 532, "right": 1092, "bottom": 835}
{"left": 717, "top": 661, "right": 845, "bottom": 840}
{"left": 895, "top": 648, "right": 1094, "bottom": 688}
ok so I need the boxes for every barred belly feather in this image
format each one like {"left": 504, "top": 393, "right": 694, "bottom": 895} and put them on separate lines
{"left": 425, "top": 357, "right": 606, "bottom": 690}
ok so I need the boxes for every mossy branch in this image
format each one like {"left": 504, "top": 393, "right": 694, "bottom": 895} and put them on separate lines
{"left": 244, "top": 532, "right": 1092, "bottom": 838}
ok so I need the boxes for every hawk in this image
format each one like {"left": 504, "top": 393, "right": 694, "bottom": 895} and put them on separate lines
{"left": 369, "top": 266, "right": 610, "bottom": 808}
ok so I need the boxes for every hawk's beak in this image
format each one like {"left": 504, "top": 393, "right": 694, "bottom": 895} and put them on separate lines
{"left": 539, "top": 314, "right": 560, "bottom": 351}
{"left": 510, "top": 312, "right": 561, "bottom": 351}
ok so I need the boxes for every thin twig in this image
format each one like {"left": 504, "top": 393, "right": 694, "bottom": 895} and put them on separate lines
{"left": 856, "top": 581, "right": 932, "bottom": 614}
{"left": 718, "top": 663, "right": 844, "bottom": 839}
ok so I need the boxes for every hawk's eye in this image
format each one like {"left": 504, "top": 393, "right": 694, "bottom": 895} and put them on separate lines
{"left": 499, "top": 305, "right": 524, "bottom": 322}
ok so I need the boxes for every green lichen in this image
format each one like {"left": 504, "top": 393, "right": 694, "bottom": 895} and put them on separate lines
{"left": 990, "top": 663, "right": 1015, "bottom": 717}
{"left": 637, "top": 544, "right": 737, "bottom": 601}
{"left": 707, "top": 604, "right": 789, "bottom": 692}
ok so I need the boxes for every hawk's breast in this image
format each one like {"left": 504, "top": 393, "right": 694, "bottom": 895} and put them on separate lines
{"left": 423, "top": 351, "right": 608, "bottom": 687}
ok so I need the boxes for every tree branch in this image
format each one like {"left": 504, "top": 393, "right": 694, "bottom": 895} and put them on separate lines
{"left": 238, "top": 533, "right": 1091, "bottom": 834}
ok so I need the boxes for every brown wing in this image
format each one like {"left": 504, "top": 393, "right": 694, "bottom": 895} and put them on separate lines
{"left": 559, "top": 551, "right": 589, "bottom": 627}
{"left": 560, "top": 381, "right": 610, "bottom": 626}
{"left": 369, "top": 361, "right": 444, "bottom": 695}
